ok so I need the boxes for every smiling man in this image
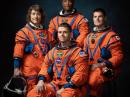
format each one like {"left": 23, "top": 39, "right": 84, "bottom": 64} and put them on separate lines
{"left": 48, "top": 0, "right": 89, "bottom": 47}
{"left": 27, "top": 23, "right": 89, "bottom": 97}
{"left": 84, "top": 8, "right": 124, "bottom": 97}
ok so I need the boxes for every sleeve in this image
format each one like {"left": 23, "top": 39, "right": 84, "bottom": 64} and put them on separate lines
{"left": 46, "top": 30, "right": 52, "bottom": 43}
{"left": 70, "top": 49, "right": 89, "bottom": 87}
{"left": 46, "top": 30, "right": 53, "bottom": 49}
{"left": 38, "top": 49, "right": 53, "bottom": 81}
{"left": 13, "top": 29, "right": 29, "bottom": 68}
{"left": 83, "top": 37, "right": 88, "bottom": 54}
{"left": 13, "top": 30, "right": 28, "bottom": 58}
{"left": 48, "top": 18, "right": 58, "bottom": 43}
{"left": 106, "top": 34, "right": 124, "bottom": 68}
{"left": 48, "top": 18, "right": 56, "bottom": 35}
{"left": 76, "top": 17, "right": 89, "bottom": 47}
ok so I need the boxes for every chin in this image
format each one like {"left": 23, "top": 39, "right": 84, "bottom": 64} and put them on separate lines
{"left": 95, "top": 25, "right": 102, "bottom": 27}
{"left": 60, "top": 40, "right": 65, "bottom": 42}
{"left": 34, "top": 22, "right": 39, "bottom": 24}
{"left": 64, "top": 8, "right": 71, "bottom": 11}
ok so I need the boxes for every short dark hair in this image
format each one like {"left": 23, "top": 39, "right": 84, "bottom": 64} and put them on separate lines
{"left": 93, "top": 8, "right": 106, "bottom": 17}
{"left": 26, "top": 4, "right": 45, "bottom": 24}
{"left": 60, "top": 0, "right": 75, "bottom": 3}
{"left": 59, "top": 23, "right": 72, "bottom": 32}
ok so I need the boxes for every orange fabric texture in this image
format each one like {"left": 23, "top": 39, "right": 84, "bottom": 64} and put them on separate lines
{"left": 48, "top": 13, "right": 89, "bottom": 47}
{"left": 83, "top": 30, "right": 123, "bottom": 97}
{"left": 27, "top": 83, "right": 87, "bottom": 97}
{"left": 39, "top": 47, "right": 88, "bottom": 86}
{"left": 13, "top": 24, "right": 51, "bottom": 91}
{"left": 27, "top": 46, "right": 89, "bottom": 97}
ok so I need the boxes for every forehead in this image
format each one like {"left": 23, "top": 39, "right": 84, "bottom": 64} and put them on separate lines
{"left": 58, "top": 27, "right": 69, "bottom": 31}
{"left": 31, "top": 9, "right": 40, "bottom": 13}
{"left": 62, "top": 0, "right": 73, "bottom": 2}
{"left": 93, "top": 11, "right": 104, "bottom": 16}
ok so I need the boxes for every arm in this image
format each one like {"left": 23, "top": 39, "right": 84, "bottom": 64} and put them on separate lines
{"left": 36, "top": 50, "right": 53, "bottom": 93}
{"left": 13, "top": 29, "right": 28, "bottom": 76}
{"left": 76, "top": 18, "right": 89, "bottom": 47}
{"left": 48, "top": 18, "right": 58, "bottom": 45}
{"left": 38, "top": 50, "right": 53, "bottom": 81}
{"left": 48, "top": 18, "right": 56, "bottom": 35}
{"left": 64, "top": 49, "right": 89, "bottom": 88}
{"left": 104, "top": 34, "right": 124, "bottom": 69}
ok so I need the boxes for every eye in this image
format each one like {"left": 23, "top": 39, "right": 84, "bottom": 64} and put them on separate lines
{"left": 37, "top": 12, "right": 41, "bottom": 16}
{"left": 63, "top": 31, "right": 66, "bottom": 33}
{"left": 58, "top": 31, "right": 62, "bottom": 34}
{"left": 31, "top": 12, "right": 36, "bottom": 16}
{"left": 93, "top": 16, "right": 97, "bottom": 18}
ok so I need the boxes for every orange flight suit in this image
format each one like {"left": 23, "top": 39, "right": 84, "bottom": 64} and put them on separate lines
{"left": 13, "top": 23, "right": 51, "bottom": 91}
{"left": 27, "top": 42, "right": 89, "bottom": 97}
{"left": 83, "top": 27, "right": 124, "bottom": 97}
{"left": 48, "top": 9, "right": 89, "bottom": 47}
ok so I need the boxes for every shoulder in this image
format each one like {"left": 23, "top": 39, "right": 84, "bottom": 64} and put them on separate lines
{"left": 17, "top": 25, "right": 29, "bottom": 35}
{"left": 50, "top": 15, "right": 59, "bottom": 22}
{"left": 105, "top": 30, "right": 121, "bottom": 45}
{"left": 107, "top": 31, "right": 117, "bottom": 36}
{"left": 72, "top": 47, "right": 87, "bottom": 57}
{"left": 76, "top": 12, "right": 88, "bottom": 23}
{"left": 107, "top": 31, "right": 120, "bottom": 40}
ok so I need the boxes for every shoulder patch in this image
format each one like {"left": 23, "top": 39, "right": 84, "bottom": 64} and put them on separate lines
{"left": 79, "top": 50, "right": 86, "bottom": 57}
{"left": 115, "top": 35, "right": 120, "bottom": 40}
{"left": 84, "top": 18, "right": 88, "bottom": 22}
{"left": 109, "top": 35, "right": 120, "bottom": 44}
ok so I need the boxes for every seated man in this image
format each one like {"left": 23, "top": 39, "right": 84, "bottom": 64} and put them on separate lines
{"left": 27, "top": 23, "right": 89, "bottom": 97}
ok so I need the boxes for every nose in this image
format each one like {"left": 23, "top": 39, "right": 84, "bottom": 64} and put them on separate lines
{"left": 33, "top": 14, "right": 38, "bottom": 18}
{"left": 65, "top": 0, "right": 70, "bottom": 5}
{"left": 95, "top": 17, "right": 99, "bottom": 21}
{"left": 61, "top": 32, "right": 64, "bottom": 36}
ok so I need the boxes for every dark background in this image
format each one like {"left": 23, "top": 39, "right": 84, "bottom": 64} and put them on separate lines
{"left": 0, "top": 0, "right": 130, "bottom": 97}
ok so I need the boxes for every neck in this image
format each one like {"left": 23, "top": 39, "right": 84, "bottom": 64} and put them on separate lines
{"left": 64, "top": 11, "right": 70, "bottom": 14}
{"left": 93, "top": 25, "right": 105, "bottom": 32}
{"left": 64, "top": 9, "right": 73, "bottom": 14}
{"left": 96, "top": 25, "right": 105, "bottom": 30}
{"left": 29, "top": 22, "right": 43, "bottom": 29}
{"left": 60, "top": 41, "right": 71, "bottom": 48}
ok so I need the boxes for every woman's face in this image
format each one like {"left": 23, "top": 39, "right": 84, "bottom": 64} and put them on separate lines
{"left": 30, "top": 9, "right": 42, "bottom": 25}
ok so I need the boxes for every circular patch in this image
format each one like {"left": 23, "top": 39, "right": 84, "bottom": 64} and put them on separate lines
{"left": 115, "top": 36, "right": 120, "bottom": 40}
{"left": 79, "top": 50, "right": 86, "bottom": 57}
{"left": 56, "top": 57, "right": 62, "bottom": 64}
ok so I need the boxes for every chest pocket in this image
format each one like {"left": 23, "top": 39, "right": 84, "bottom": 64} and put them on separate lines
{"left": 47, "top": 47, "right": 77, "bottom": 80}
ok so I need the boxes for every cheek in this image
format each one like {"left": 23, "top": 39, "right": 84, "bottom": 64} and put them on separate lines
{"left": 58, "top": 33, "right": 61, "bottom": 38}
{"left": 65, "top": 33, "right": 70, "bottom": 38}
{"left": 97, "top": 19, "right": 104, "bottom": 25}
{"left": 69, "top": 3, "right": 72, "bottom": 6}
{"left": 30, "top": 15, "right": 33, "bottom": 19}
{"left": 65, "top": 33, "right": 71, "bottom": 40}
{"left": 30, "top": 16, "right": 34, "bottom": 22}
{"left": 38, "top": 16, "right": 41, "bottom": 20}
{"left": 93, "top": 19, "right": 98, "bottom": 24}
{"left": 93, "top": 18, "right": 97, "bottom": 22}
{"left": 66, "top": 33, "right": 69, "bottom": 36}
